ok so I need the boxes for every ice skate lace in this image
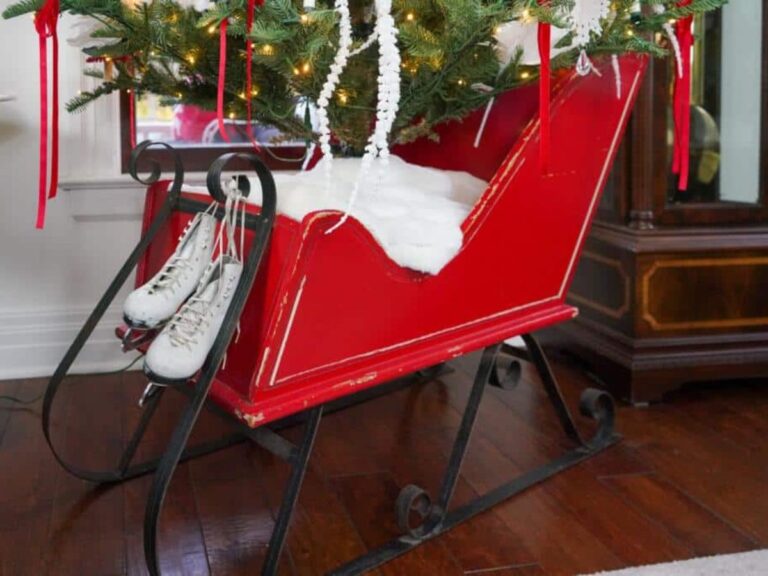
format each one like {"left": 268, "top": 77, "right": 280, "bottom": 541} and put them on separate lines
{"left": 148, "top": 203, "right": 218, "bottom": 296}
{"left": 167, "top": 297, "right": 211, "bottom": 349}
{"left": 166, "top": 184, "right": 247, "bottom": 350}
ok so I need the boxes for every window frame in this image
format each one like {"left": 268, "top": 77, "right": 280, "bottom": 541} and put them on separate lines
{"left": 118, "top": 91, "right": 311, "bottom": 173}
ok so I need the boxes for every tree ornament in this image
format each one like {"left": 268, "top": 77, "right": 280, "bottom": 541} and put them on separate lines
{"left": 568, "top": 0, "right": 610, "bottom": 47}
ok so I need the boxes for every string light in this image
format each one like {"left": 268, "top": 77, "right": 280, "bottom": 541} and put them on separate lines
{"left": 457, "top": 78, "right": 466, "bottom": 86}
{"left": 625, "top": 28, "right": 634, "bottom": 37}
{"left": 337, "top": 90, "right": 349, "bottom": 105}
{"left": 300, "top": 13, "right": 310, "bottom": 24}
{"left": 228, "top": 112, "right": 236, "bottom": 119}
{"left": 521, "top": 8, "right": 531, "bottom": 22}
{"left": 520, "top": 71, "right": 531, "bottom": 79}
{"left": 260, "top": 44, "right": 275, "bottom": 56}
{"left": 186, "top": 53, "right": 196, "bottom": 64}
{"left": 405, "top": 12, "right": 415, "bottom": 22}
{"left": 239, "top": 92, "right": 246, "bottom": 100}
{"left": 207, "top": 25, "right": 216, "bottom": 34}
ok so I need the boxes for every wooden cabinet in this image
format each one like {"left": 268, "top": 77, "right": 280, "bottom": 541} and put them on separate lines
{"left": 547, "top": 5, "right": 768, "bottom": 404}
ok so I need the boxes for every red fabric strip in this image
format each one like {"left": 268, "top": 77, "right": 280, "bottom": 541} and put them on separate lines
{"left": 245, "top": 0, "right": 256, "bottom": 145}
{"left": 217, "top": 19, "right": 231, "bottom": 143}
{"left": 129, "top": 89, "right": 137, "bottom": 149}
{"left": 672, "top": 0, "right": 693, "bottom": 190}
{"left": 537, "top": 22, "right": 551, "bottom": 173}
{"left": 48, "top": 28, "right": 59, "bottom": 200}
{"left": 36, "top": 32, "right": 48, "bottom": 229}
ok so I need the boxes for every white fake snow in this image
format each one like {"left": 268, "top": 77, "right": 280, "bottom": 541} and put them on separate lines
{"left": 185, "top": 156, "right": 488, "bottom": 275}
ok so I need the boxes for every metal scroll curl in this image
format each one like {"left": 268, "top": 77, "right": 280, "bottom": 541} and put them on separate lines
{"left": 128, "top": 140, "right": 186, "bottom": 198}
{"left": 206, "top": 152, "right": 277, "bottom": 217}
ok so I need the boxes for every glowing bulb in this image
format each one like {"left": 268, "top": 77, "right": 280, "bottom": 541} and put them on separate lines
{"left": 229, "top": 112, "right": 235, "bottom": 119}
{"left": 626, "top": 28, "right": 634, "bottom": 37}
{"left": 301, "top": 62, "right": 311, "bottom": 74}
{"left": 261, "top": 44, "right": 275, "bottom": 56}
{"left": 457, "top": 78, "right": 466, "bottom": 86}
{"left": 239, "top": 92, "right": 246, "bottom": 100}
{"left": 493, "top": 25, "right": 501, "bottom": 35}
{"left": 521, "top": 9, "right": 530, "bottom": 21}
{"left": 293, "top": 67, "right": 300, "bottom": 76}
{"left": 300, "top": 13, "right": 309, "bottom": 24}
{"left": 149, "top": 50, "right": 157, "bottom": 56}
{"left": 186, "top": 54, "right": 196, "bottom": 64}
{"left": 208, "top": 24, "right": 216, "bottom": 34}
{"left": 337, "top": 91, "right": 348, "bottom": 104}
{"left": 520, "top": 71, "right": 531, "bottom": 79}
{"left": 176, "top": 92, "right": 182, "bottom": 98}
{"left": 405, "top": 12, "right": 415, "bottom": 22}
{"left": 251, "top": 87, "right": 260, "bottom": 97}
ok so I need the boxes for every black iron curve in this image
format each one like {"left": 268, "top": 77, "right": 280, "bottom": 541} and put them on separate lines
{"left": 142, "top": 151, "right": 277, "bottom": 575}
{"left": 41, "top": 141, "right": 187, "bottom": 483}
{"left": 328, "top": 336, "right": 619, "bottom": 576}
{"left": 39, "top": 143, "right": 620, "bottom": 576}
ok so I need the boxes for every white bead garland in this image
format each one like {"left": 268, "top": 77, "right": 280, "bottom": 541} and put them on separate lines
{"left": 315, "top": 0, "right": 354, "bottom": 182}
{"left": 327, "top": 0, "right": 401, "bottom": 233}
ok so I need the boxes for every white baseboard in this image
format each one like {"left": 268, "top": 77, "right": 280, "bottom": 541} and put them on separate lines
{"left": 0, "top": 305, "right": 140, "bottom": 380}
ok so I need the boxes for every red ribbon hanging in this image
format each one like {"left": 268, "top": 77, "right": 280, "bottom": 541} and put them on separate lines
{"left": 217, "top": 18, "right": 231, "bottom": 143}
{"left": 245, "top": 0, "right": 256, "bottom": 145}
{"left": 537, "top": 19, "right": 551, "bottom": 173}
{"left": 672, "top": 0, "right": 693, "bottom": 191}
{"left": 33, "top": 0, "right": 60, "bottom": 229}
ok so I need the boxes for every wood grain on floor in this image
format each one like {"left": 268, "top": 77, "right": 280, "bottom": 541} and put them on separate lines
{"left": 0, "top": 352, "right": 765, "bottom": 576}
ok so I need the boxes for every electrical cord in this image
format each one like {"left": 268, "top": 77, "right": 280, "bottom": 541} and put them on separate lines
{"left": 0, "top": 355, "right": 144, "bottom": 407}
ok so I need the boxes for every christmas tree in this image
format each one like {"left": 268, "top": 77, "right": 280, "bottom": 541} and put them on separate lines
{"left": 4, "top": 0, "right": 728, "bottom": 154}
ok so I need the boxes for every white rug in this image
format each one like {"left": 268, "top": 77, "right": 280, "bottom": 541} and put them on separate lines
{"left": 582, "top": 550, "right": 768, "bottom": 576}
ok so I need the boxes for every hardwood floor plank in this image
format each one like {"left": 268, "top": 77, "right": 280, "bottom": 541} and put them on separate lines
{"left": 332, "top": 472, "right": 465, "bottom": 576}
{"left": 46, "top": 373, "right": 128, "bottom": 576}
{"left": 1, "top": 351, "right": 767, "bottom": 576}
{"left": 253, "top": 448, "right": 378, "bottom": 576}
{"left": 456, "top": 435, "right": 624, "bottom": 576}
{"left": 121, "top": 373, "right": 210, "bottom": 576}
{"left": 0, "top": 379, "right": 56, "bottom": 576}
{"left": 618, "top": 405, "right": 768, "bottom": 545}
{"left": 603, "top": 473, "right": 758, "bottom": 557}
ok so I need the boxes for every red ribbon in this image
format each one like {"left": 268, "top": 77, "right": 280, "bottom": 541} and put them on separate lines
{"left": 537, "top": 20, "right": 551, "bottom": 173}
{"left": 217, "top": 18, "right": 231, "bottom": 143}
{"left": 672, "top": 0, "right": 693, "bottom": 191}
{"left": 129, "top": 89, "right": 137, "bottom": 149}
{"left": 33, "top": 0, "right": 60, "bottom": 229}
{"left": 245, "top": 0, "right": 256, "bottom": 144}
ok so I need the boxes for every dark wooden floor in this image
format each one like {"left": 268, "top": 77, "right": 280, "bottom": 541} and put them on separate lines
{"left": 0, "top": 351, "right": 766, "bottom": 576}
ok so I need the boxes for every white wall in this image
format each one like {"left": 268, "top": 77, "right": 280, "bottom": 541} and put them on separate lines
{"left": 0, "top": 16, "right": 146, "bottom": 379}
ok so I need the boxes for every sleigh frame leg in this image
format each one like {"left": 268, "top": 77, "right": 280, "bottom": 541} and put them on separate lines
{"left": 328, "top": 335, "right": 619, "bottom": 575}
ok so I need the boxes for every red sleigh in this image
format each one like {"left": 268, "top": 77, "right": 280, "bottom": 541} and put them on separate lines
{"left": 43, "top": 55, "right": 648, "bottom": 575}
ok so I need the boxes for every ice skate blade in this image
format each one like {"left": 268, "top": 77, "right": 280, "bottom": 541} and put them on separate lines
{"left": 143, "top": 366, "right": 194, "bottom": 388}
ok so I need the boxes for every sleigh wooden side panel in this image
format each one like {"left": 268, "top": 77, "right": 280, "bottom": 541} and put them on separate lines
{"left": 184, "top": 55, "right": 647, "bottom": 427}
